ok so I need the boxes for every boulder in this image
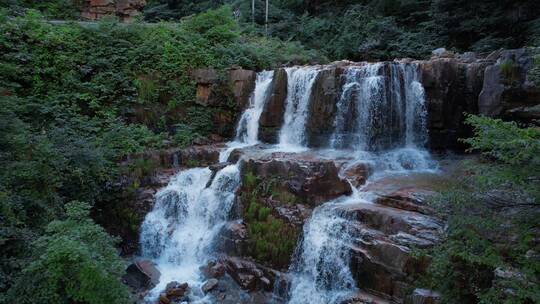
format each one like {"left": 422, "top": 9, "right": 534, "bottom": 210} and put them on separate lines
{"left": 341, "top": 162, "right": 373, "bottom": 188}
{"left": 201, "top": 278, "right": 219, "bottom": 293}
{"left": 123, "top": 259, "right": 161, "bottom": 291}
{"left": 408, "top": 289, "right": 441, "bottom": 304}
{"left": 215, "top": 221, "right": 249, "bottom": 256}
{"left": 201, "top": 260, "right": 226, "bottom": 279}
{"left": 165, "top": 281, "right": 188, "bottom": 300}
{"left": 220, "top": 256, "right": 281, "bottom": 292}
{"left": 241, "top": 152, "right": 352, "bottom": 206}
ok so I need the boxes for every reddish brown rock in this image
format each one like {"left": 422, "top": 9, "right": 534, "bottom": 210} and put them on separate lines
{"left": 164, "top": 281, "right": 188, "bottom": 299}
{"left": 336, "top": 202, "right": 443, "bottom": 301}
{"left": 229, "top": 69, "right": 256, "bottom": 109}
{"left": 220, "top": 256, "right": 282, "bottom": 292}
{"left": 374, "top": 187, "right": 436, "bottom": 215}
{"left": 341, "top": 162, "right": 373, "bottom": 188}
{"left": 259, "top": 68, "right": 288, "bottom": 143}
{"left": 123, "top": 259, "right": 161, "bottom": 291}
{"left": 81, "top": 0, "right": 146, "bottom": 22}
{"left": 241, "top": 152, "right": 352, "bottom": 207}
{"left": 305, "top": 67, "right": 340, "bottom": 146}
{"left": 479, "top": 49, "right": 540, "bottom": 120}
{"left": 215, "top": 221, "right": 249, "bottom": 257}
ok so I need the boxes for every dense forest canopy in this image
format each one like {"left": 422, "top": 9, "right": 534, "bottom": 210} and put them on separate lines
{"left": 0, "top": 1, "right": 539, "bottom": 304}
{"left": 3, "top": 0, "right": 540, "bottom": 60}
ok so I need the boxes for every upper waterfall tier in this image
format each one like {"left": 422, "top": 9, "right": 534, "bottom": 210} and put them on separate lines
{"left": 235, "top": 70, "right": 274, "bottom": 145}
{"left": 330, "top": 63, "right": 427, "bottom": 151}
{"left": 252, "top": 49, "right": 537, "bottom": 150}
{"left": 278, "top": 67, "right": 321, "bottom": 149}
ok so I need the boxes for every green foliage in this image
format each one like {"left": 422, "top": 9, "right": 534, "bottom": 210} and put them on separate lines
{"left": 6, "top": 201, "right": 130, "bottom": 304}
{"left": 463, "top": 115, "right": 540, "bottom": 166}
{"left": 1, "top": 0, "right": 83, "bottom": 19}
{"left": 420, "top": 115, "right": 540, "bottom": 304}
{"left": 499, "top": 60, "right": 519, "bottom": 83}
{"left": 0, "top": 7, "right": 321, "bottom": 301}
{"left": 143, "top": 0, "right": 539, "bottom": 60}
{"left": 172, "top": 124, "right": 198, "bottom": 147}
{"left": 245, "top": 199, "right": 298, "bottom": 268}
{"left": 241, "top": 171, "right": 300, "bottom": 268}
{"left": 529, "top": 49, "right": 540, "bottom": 87}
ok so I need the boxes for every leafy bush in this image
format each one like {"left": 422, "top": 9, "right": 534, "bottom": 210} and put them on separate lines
{"left": 420, "top": 115, "right": 540, "bottom": 304}
{"left": 6, "top": 201, "right": 130, "bottom": 304}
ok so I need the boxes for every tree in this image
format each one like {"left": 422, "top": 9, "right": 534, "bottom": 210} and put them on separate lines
{"left": 6, "top": 201, "right": 130, "bottom": 304}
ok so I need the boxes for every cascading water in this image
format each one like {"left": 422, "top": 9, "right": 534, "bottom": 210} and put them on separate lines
{"left": 139, "top": 69, "right": 277, "bottom": 302}
{"left": 287, "top": 197, "right": 360, "bottom": 304}
{"left": 278, "top": 67, "right": 320, "bottom": 149}
{"left": 140, "top": 165, "right": 240, "bottom": 300}
{"left": 287, "top": 63, "right": 436, "bottom": 304}
{"left": 220, "top": 70, "right": 274, "bottom": 162}
{"left": 235, "top": 70, "right": 274, "bottom": 145}
{"left": 330, "top": 62, "right": 428, "bottom": 151}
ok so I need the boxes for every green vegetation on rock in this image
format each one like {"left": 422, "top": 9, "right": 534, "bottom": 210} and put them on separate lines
{"left": 241, "top": 172, "right": 299, "bottom": 268}
{"left": 420, "top": 115, "right": 540, "bottom": 304}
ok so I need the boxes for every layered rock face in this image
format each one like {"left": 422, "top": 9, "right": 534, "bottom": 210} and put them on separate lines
{"left": 254, "top": 48, "right": 539, "bottom": 150}
{"left": 81, "top": 0, "right": 146, "bottom": 22}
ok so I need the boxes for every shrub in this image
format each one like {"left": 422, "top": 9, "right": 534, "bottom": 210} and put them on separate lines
{"left": 420, "top": 115, "right": 540, "bottom": 304}
{"left": 6, "top": 201, "right": 130, "bottom": 304}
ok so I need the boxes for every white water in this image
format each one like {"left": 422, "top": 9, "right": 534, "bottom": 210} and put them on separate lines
{"left": 140, "top": 62, "right": 436, "bottom": 304}
{"left": 288, "top": 63, "right": 436, "bottom": 304}
{"left": 139, "top": 70, "right": 276, "bottom": 302}
{"left": 235, "top": 70, "right": 274, "bottom": 144}
{"left": 278, "top": 67, "right": 320, "bottom": 150}
{"left": 140, "top": 165, "right": 240, "bottom": 300}
{"left": 220, "top": 70, "right": 275, "bottom": 162}
{"left": 288, "top": 195, "right": 365, "bottom": 304}
{"left": 330, "top": 63, "right": 427, "bottom": 151}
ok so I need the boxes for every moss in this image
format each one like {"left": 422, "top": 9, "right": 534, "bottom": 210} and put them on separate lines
{"left": 243, "top": 172, "right": 257, "bottom": 189}
{"left": 240, "top": 169, "right": 303, "bottom": 267}
{"left": 500, "top": 59, "right": 519, "bottom": 83}
{"left": 244, "top": 199, "right": 299, "bottom": 268}
{"left": 185, "top": 159, "right": 200, "bottom": 167}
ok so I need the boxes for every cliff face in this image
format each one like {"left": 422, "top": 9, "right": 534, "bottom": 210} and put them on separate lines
{"left": 252, "top": 48, "right": 539, "bottom": 150}
{"left": 81, "top": 0, "right": 146, "bottom": 22}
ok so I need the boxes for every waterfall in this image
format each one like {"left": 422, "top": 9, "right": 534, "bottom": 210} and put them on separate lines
{"left": 139, "top": 69, "right": 278, "bottom": 301}
{"left": 278, "top": 67, "right": 320, "bottom": 149}
{"left": 235, "top": 70, "right": 274, "bottom": 144}
{"left": 220, "top": 70, "right": 274, "bottom": 162}
{"left": 330, "top": 62, "right": 427, "bottom": 151}
{"left": 288, "top": 199, "right": 358, "bottom": 304}
{"left": 140, "top": 165, "right": 240, "bottom": 299}
{"left": 287, "top": 63, "right": 435, "bottom": 304}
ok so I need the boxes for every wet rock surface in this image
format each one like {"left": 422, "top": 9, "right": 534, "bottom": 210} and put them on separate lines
{"left": 240, "top": 151, "right": 352, "bottom": 207}
{"left": 123, "top": 259, "right": 161, "bottom": 291}
{"left": 335, "top": 188, "right": 444, "bottom": 302}
{"left": 259, "top": 69, "right": 288, "bottom": 143}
